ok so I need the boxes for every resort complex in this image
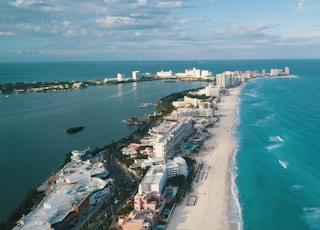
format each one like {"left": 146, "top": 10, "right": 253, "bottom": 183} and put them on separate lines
{"left": 11, "top": 66, "right": 290, "bottom": 230}
{"left": 14, "top": 149, "right": 112, "bottom": 230}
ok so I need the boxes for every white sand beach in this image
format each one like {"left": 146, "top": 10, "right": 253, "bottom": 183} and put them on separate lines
{"left": 167, "top": 85, "right": 243, "bottom": 230}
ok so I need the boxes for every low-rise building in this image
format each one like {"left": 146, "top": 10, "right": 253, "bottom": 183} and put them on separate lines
{"left": 14, "top": 149, "right": 112, "bottom": 230}
{"left": 138, "top": 165, "right": 167, "bottom": 195}
{"left": 185, "top": 67, "right": 201, "bottom": 78}
{"left": 156, "top": 70, "right": 174, "bottom": 78}
{"left": 166, "top": 157, "right": 188, "bottom": 177}
{"left": 205, "top": 83, "right": 220, "bottom": 97}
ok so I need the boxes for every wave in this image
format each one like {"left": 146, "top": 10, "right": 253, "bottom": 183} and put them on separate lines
{"left": 279, "top": 160, "right": 289, "bottom": 169}
{"left": 290, "top": 184, "right": 303, "bottom": 191}
{"left": 253, "top": 114, "right": 275, "bottom": 126}
{"left": 264, "top": 114, "right": 275, "bottom": 121}
{"left": 303, "top": 207, "right": 320, "bottom": 229}
{"left": 245, "top": 92, "right": 257, "bottom": 98}
{"left": 269, "top": 135, "right": 284, "bottom": 142}
{"left": 227, "top": 148, "right": 243, "bottom": 230}
{"left": 266, "top": 143, "right": 282, "bottom": 150}
{"left": 252, "top": 102, "right": 265, "bottom": 107}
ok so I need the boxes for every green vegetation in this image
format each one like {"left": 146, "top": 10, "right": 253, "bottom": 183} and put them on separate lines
{"left": 156, "top": 87, "right": 204, "bottom": 115}
{"left": 60, "top": 151, "right": 72, "bottom": 169}
{"left": 187, "top": 93, "right": 211, "bottom": 100}
{"left": 163, "top": 80, "right": 177, "bottom": 83}
{"left": 0, "top": 81, "right": 85, "bottom": 94}
{"left": 116, "top": 201, "right": 134, "bottom": 216}
{"left": 66, "top": 126, "right": 85, "bottom": 134}
{"left": 85, "top": 77, "right": 157, "bottom": 86}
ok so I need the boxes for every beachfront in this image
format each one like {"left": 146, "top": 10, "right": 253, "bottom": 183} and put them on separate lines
{"left": 167, "top": 85, "right": 243, "bottom": 230}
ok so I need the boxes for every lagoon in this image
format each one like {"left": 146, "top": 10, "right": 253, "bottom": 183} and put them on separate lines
{"left": 0, "top": 79, "right": 207, "bottom": 221}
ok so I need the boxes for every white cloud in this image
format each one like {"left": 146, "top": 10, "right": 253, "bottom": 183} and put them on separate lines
{"left": 96, "top": 16, "right": 136, "bottom": 27}
{"left": 277, "top": 32, "right": 320, "bottom": 45}
{"left": 0, "top": 31, "right": 16, "bottom": 36}
{"left": 210, "top": 44, "right": 256, "bottom": 49}
{"left": 179, "top": 19, "right": 191, "bottom": 25}
{"left": 156, "top": 1, "right": 182, "bottom": 9}
{"left": 297, "top": 0, "right": 308, "bottom": 10}
{"left": 2, "top": 0, "right": 319, "bottom": 61}
{"left": 16, "top": 23, "right": 42, "bottom": 32}
{"left": 137, "top": 0, "right": 147, "bottom": 5}
{"left": 62, "top": 21, "right": 71, "bottom": 27}
{"left": 41, "top": 6, "right": 63, "bottom": 11}
{"left": 11, "top": 0, "right": 40, "bottom": 7}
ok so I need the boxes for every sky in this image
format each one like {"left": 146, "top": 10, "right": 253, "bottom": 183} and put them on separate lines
{"left": 0, "top": 0, "right": 319, "bottom": 62}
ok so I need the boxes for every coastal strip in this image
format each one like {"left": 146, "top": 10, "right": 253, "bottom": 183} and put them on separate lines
{"left": 167, "top": 85, "right": 243, "bottom": 230}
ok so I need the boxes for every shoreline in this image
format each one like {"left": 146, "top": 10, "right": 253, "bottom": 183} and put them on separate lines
{"left": 167, "top": 84, "right": 245, "bottom": 230}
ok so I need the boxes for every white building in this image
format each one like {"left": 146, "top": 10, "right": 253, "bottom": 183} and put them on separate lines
{"left": 215, "top": 73, "right": 226, "bottom": 88}
{"left": 205, "top": 83, "right": 220, "bottom": 97}
{"left": 185, "top": 67, "right": 201, "bottom": 78}
{"left": 285, "top": 67, "right": 290, "bottom": 75}
{"left": 117, "top": 73, "right": 125, "bottom": 81}
{"left": 138, "top": 157, "right": 188, "bottom": 195}
{"left": 170, "top": 107, "right": 214, "bottom": 119}
{"left": 270, "top": 67, "right": 290, "bottom": 76}
{"left": 201, "top": 70, "right": 212, "bottom": 77}
{"left": 270, "top": 69, "right": 280, "bottom": 76}
{"left": 153, "top": 118, "right": 194, "bottom": 159}
{"left": 14, "top": 152, "right": 112, "bottom": 230}
{"left": 132, "top": 71, "right": 140, "bottom": 81}
{"left": 172, "top": 96, "right": 200, "bottom": 108}
{"left": 138, "top": 165, "right": 167, "bottom": 195}
{"left": 166, "top": 157, "right": 188, "bottom": 177}
{"left": 262, "top": 69, "right": 266, "bottom": 75}
{"left": 216, "top": 71, "right": 241, "bottom": 88}
{"left": 156, "top": 70, "right": 174, "bottom": 78}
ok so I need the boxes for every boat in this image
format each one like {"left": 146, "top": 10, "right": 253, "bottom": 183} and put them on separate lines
{"left": 122, "top": 117, "right": 143, "bottom": 125}
{"left": 138, "top": 102, "right": 153, "bottom": 108}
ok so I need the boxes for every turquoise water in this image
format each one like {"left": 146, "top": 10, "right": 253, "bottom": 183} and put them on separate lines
{"left": 184, "top": 141, "right": 198, "bottom": 152}
{"left": 1, "top": 60, "right": 319, "bottom": 229}
{"left": 235, "top": 60, "right": 320, "bottom": 229}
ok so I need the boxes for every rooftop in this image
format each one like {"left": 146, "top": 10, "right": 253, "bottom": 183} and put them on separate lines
{"left": 14, "top": 152, "right": 109, "bottom": 230}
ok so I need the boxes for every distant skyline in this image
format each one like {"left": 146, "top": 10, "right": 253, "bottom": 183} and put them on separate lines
{"left": 1, "top": 0, "right": 320, "bottom": 62}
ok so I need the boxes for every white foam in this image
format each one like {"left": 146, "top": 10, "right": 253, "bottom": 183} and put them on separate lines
{"left": 291, "top": 184, "right": 303, "bottom": 191}
{"left": 269, "top": 135, "right": 284, "bottom": 142}
{"left": 279, "top": 160, "right": 289, "bottom": 169}
{"left": 267, "top": 143, "right": 282, "bottom": 150}
{"left": 277, "top": 136, "right": 284, "bottom": 142}
{"left": 303, "top": 207, "right": 320, "bottom": 229}
{"left": 227, "top": 148, "right": 243, "bottom": 230}
{"left": 269, "top": 136, "right": 278, "bottom": 142}
{"left": 264, "top": 114, "right": 275, "bottom": 121}
{"left": 245, "top": 92, "right": 257, "bottom": 97}
{"left": 254, "top": 114, "right": 275, "bottom": 126}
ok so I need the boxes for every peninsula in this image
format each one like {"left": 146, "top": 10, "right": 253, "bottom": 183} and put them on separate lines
{"left": 5, "top": 66, "right": 291, "bottom": 230}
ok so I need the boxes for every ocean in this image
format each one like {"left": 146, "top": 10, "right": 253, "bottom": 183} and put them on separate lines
{"left": 0, "top": 60, "right": 319, "bottom": 229}
{"left": 235, "top": 59, "right": 320, "bottom": 229}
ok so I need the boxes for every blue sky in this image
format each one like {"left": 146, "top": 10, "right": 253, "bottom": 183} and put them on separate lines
{"left": 0, "top": 0, "right": 319, "bottom": 61}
